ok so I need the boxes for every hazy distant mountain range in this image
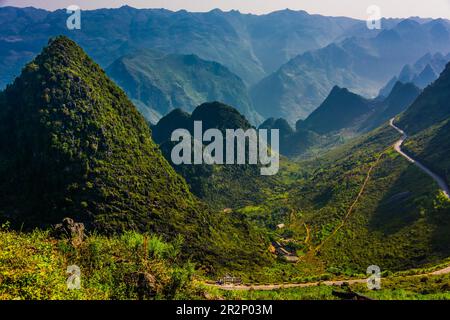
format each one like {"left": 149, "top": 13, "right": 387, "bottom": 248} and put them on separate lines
{"left": 106, "top": 50, "right": 261, "bottom": 124}
{"left": 379, "top": 52, "right": 450, "bottom": 97}
{"left": 0, "top": 6, "right": 374, "bottom": 89}
{"left": 251, "top": 19, "right": 450, "bottom": 123}
{"left": 1, "top": 6, "right": 449, "bottom": 127}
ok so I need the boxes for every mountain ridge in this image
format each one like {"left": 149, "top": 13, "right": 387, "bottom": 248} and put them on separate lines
{"left": 107, "top": 50, "right": 261, "bottom": 125}
{"left": 250, "top": 19, "right": 450, "bottom": 123}
{"left": 0, "top": 35, "right": 273, "bottom": 271}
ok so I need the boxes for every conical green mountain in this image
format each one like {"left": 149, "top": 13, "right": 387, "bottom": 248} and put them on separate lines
{"left": 301, "top": 86, "right": 373, "bottom": 135}
{"left": 0, "top": 36, "right": 273, "bottom": 271}
{"left": 0, "top": 36, "right": 210, "bottom": 239}
{"left": 153, "top": 102, "right": 279, "bottom": 210}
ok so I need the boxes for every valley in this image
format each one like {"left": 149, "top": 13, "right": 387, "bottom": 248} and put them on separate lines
{"left": 0, "top": 5, "right": 449, "bottom": 301}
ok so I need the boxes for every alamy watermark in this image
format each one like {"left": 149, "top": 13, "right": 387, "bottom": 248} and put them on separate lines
{"left": 171, "top": 121, "right": 279, "bottom": 175}
{"left": 66, "top": 5, "right": 81, "bottom": 30}
{"left": 366, "top": 5, "right": 382, "bottom": 30}
{"left": 66, "top": 264, "right": 81, "bottom": 290}
{"left": 367, "top": 265, "right": 381, "bottom": 290}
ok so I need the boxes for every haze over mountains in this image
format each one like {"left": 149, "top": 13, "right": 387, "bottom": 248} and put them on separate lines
{"left": 0, "top": 36, "right": 270, "bottom": 269}
{"left": 1, "top": 6, "right": 450, "bottom": 127}
{"left": 106, "top": 50, "right": 261, "bottom": 124}
{"left": 251, "top": 19, "right": 450, "bottom": 123}
{"left": 379, "top": 52, "right": 450, "bottom": 97}
{"left": 0, "top": 6, "right": 370, "bottom": 89}
{"left": 260, "top": 81, "right": 421, "bottom": 157}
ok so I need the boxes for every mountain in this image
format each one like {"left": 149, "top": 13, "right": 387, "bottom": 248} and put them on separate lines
{"left": 294, "top": 62, "right": 450, "bottom": 270}
{"left": 287, "top": 122, "right": 450, "bottom": 272}
{"left": 0, "top": 37, "right": 274, "bottom": 270}
{"left": 362, "top": 82, "right": 422, "bottom": 131}
{"left": 259, "top": 118, "right": 294, "bottom": 137}
{"left": 107, "top": 50, "right": 261, "bottom": 125}
{"left": 0, "top": 36, "right": 206, "bottom": 235}
{"left": 299, "top": 86, "right": 374, "bottom": 135}
{"left": 250, "top": 42, "right": 375, "bottom": 122}
{"left": 295, "top": 82, "right": 419, "bottom": 135}
{"left": 262, "top": 82, "right": 420, "bottom": 157}
{"left": 3, "top": 7, "right": 445, "bottom": 124}
{"left": 379, "top": 52, "right": 450, "bottom": 96}
{"left": 258, "top": 118, "right": 324, "bottom": 157}
{"left": 0, "top": 6, "right": 390, "bottom": 90}
{"left": 251, "top": 19, "right": 450, "bottom": 123}
{"left": 250, "top": 65, "right": 450, "bottom": 271}
{"left": 414, "top": 64, "right": 438, "bottom": 88}
{"left": 152, "top": 102, "right": 279, "bottom": 209}
{"left": 151, "top": 108, "right": 191, "bottom": 144}
{"left": 190, "top": 101, "right": 253, "bottom": 131}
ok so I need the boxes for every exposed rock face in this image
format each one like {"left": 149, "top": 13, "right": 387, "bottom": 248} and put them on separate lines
{"left": 125, "top": 272, "right": 158, "bottom": 300}
{"left": 53, "top": 218, "right": 85, "bottom": 244}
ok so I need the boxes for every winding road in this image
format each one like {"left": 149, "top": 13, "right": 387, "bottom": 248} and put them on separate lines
{"left": 389, "top": 118, "right": 450, "bottom": 199}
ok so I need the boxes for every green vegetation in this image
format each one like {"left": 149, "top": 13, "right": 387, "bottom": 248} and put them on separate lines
{"left": 0, "top": 35, "right": 449, "bottom": 300}
{"left": 202, "top": 273, "right": 450, "bottom": 300}
{"left": 0, "top": 36, "right": 202, "bottom": 236}
{"left": 398, "top": 61, "right": 450, "bottom": 182}
{"left": 398, "top": 62, "right": 450, "bottom": 134}
{"left": 0, "top": 224, "right": 200, "bottom": 300}
{"left": 152, "top": 102, "right": 281, "bottom": 210}
{"left": 203, "top": 284, "right": 338, "bottom": 300}
{"left": 0, "top": 36, "right": 273, "bottom": 274}
{"left": 257, "top": 82, "right": 420, "bottom": 158}
{"left": 350, "top": 274, "right": 450, "bottom": 300}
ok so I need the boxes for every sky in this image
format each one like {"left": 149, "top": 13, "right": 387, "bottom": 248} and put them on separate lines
{"left": 2, "top": 0, "right": 450, "bottom": 19}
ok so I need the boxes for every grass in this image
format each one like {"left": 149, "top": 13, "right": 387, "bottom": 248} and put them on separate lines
{"left": 351, "top": 273, "right": 450, "bottom": 300}
{"left": 0, "top": 224, "right": 199, "bottom": 300}
{"left": 202, "top": 284, "right": 338, "bottom": 300}
{"left": 200, "top": 273, "right": 450, "bottom": 300}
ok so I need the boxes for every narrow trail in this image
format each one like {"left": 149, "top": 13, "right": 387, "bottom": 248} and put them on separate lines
{"left": 303, "top": 223, "right": 311, "bottom": 249}
{"left": 205, "top": 264, "right": 450, "bottom": 291}
{"left": 389, "top": 118, "right": 450, "bottom": 198}
{"left": 312, "top": 119, "right": 450, "bottom": 253}
{"left": 207, "top": 119, "right": 450, "bottom": 292}
{"left": 314, "top": 150, "right": 386, "bottom": 253}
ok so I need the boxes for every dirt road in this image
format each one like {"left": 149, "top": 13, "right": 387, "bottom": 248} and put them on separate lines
{"left": 207, "top": 265, "right": 450, "bottom": 291}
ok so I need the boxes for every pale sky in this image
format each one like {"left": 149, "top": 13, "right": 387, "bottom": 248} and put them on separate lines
{"left": 2, "top": 0, "right": 450, "bottom": 19}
